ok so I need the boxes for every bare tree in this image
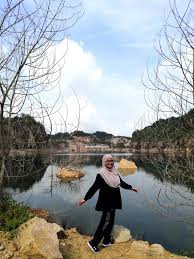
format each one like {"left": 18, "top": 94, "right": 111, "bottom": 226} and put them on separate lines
{"left": 0, "top": 0, "right": 84, "bottom": 194}
{"left": 139, "top": 0, "right": 194, "bottom": 154}
{"left": 143, "top": 0, "right": 193, "bottom": 118}
{"left": 131, "top": 0, "right": 194, "bottom": 224}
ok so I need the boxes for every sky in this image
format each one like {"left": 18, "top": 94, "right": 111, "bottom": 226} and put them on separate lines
{"left": 45, "top": 0, "right": 189, "bottom": 137}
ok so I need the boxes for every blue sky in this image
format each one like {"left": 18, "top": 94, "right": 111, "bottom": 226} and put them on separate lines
{"left": 49, "top": 0, "right": 189, "bottom": 136}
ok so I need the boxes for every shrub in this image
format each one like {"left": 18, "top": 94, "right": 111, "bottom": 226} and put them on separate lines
{"left": 0, "top": 194, "right": 34, "bottom": 232}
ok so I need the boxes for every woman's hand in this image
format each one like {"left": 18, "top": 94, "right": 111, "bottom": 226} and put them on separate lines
{"left": 131, "top": 188, "right": 138, "bottom": 193}
{"left": 79, "top": 199, "right": 86, "bottom": 206}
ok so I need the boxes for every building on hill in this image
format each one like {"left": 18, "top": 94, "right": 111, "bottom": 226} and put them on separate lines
{"left": 85, "top": 144, "right": 111, "bottom": 153}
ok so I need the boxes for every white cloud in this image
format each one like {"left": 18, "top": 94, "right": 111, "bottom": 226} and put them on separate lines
{"left": 65, "top": 95, "right": 96, "bottom": 127}
{"left": 53, "top": 38, "right": 147, "bottom": 136}
{"left": 35, "top": 36, "right": 148, "bottom": 136}
{"left": 59, "top": 39, "right": 103, "bottom": 89}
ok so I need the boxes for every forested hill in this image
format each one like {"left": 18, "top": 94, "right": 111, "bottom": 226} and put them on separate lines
{"left": 4, "top": 114, "right": 47, "bottom": 149}
{"left": 50, "top": 130, "right": 131, "bottom": 142}
{"left": 131, "top": 109, "right": 194, "bottom": 153}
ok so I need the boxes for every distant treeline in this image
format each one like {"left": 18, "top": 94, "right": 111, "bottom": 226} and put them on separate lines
{"left": 4, "top": 115, "right": 130, "bottom": 150}
{"left": 131, "top": 109, "right": 194, "bottom": 147}
{"left": 49, "top": 130, "right": 131, "bottom": 143}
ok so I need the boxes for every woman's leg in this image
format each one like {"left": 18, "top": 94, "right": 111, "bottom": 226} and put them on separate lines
{"left": 102, "top": 209, "right": 115, "bottom": 243}
{"left": 91, "top": 210, "right": 108, "bottom": 246}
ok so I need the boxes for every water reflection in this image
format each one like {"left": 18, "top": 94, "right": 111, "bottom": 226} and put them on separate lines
{"left": 51, "top": 153, "right": 133, "bottom": 168}
{"left": 4, "top": 155, "right": 46, "bottom": 192}
{"left": 132, "top": 153, "right": 194, "bottom": 193}
{"left": 50, "top": 153, "right": 103, "bottom": 167}
{"left": 118, "top": 168, "right": 137, "bottom": 176}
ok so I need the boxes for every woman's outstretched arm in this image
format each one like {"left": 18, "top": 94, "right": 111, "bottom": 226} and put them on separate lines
{"left": 120, "top": 177, "right": 138, "bottom": 192}
{"left": 79, "top": 174, "right": 101, "bottom": 206}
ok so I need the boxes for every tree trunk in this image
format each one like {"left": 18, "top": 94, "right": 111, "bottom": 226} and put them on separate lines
{"left": 193, "top": 48, "right": 194, "bottom": 105}
{"left": 0, "top": 155, "right": 6, "bottom": 198}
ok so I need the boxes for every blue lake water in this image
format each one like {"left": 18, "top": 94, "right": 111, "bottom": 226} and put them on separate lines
{"left": 6, "top": 153, "right": 194, "bottom": 254}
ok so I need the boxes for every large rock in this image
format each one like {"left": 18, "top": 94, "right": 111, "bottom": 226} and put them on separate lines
{"left": 112, "top": 225, "right": 132, "bottom": 243}
{"left": 118, "top": 159, "right": 137, "bottom": 176}
{"left": 17, "top": 217, "right": 64, "bottom": 259}
{"left": 130, "top": 241, "right": 165, "bottom": 257}
{"left": 150, "top": 243, "right": 164, "bottom": 255}
{"left": 128, "top": 240, "right": 150, "bottom": 258}
{"left": 130, "top": 240, "right": 150, "bottom": 252}
{"left": 56, "top": 168, "right": 85, "bottom": 181}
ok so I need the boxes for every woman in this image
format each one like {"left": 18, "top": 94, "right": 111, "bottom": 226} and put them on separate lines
{"left": 79, "top": 154, "right": 138, "bottom": 254}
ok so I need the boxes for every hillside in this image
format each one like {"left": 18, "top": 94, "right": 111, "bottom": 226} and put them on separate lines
{"left": 2, "top": 114, "right": 47, "bottom": 151}
{"left": 130, "top": 109, "right": 194, "bottom": 154}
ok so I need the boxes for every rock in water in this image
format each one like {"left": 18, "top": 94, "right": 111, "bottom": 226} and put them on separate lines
{"left": 56, "top": 168, "right": 85, "bottom": 181}
{"left": 118, "top": 159, "right": 137, "bottom": 175}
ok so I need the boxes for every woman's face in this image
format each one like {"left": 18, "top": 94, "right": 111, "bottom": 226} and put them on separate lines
{"left": 105, "top": 158, "right": 114, "bottom": 170}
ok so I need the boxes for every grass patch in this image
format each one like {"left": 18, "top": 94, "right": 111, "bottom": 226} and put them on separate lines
{"left": 176, "top": 249, "right": 194, "bottom": 257}
{"left": 0, "top": 194, "right": 34, "bottom": 233}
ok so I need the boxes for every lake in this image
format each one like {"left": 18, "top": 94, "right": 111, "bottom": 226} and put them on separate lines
{"left": 5, "top": 153, "right": 194, "bottom": 255}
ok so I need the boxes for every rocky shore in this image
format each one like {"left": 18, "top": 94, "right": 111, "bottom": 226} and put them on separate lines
{"left": 0, "top": 216, "right": 191, "bottom": 259}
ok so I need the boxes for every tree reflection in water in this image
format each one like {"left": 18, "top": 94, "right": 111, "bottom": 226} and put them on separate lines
{"left": 4, "top": 155, "right": 46, "bottom": 192}
{"left": 132, "top": 153, "right": 194, "bottom": 225}
{"left": 132, "top": 153, "right": 194, "bottom": 192}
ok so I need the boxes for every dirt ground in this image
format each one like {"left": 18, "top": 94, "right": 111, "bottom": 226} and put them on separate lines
{"left": 60, "top": 228, "right": 191, "bottom": 259}
{"left": 0, "top": 228, "right": 192, "bottom": 259}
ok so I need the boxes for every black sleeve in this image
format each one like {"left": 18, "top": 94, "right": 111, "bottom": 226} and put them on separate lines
{"left": 84, "top": 174, "right": 101, "bottom": 201}
{"left": 120, "top": 177, "right": 132, "bottom": 190}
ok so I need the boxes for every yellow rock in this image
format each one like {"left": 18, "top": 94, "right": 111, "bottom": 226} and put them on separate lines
{"left": 56, "top": 168, "right": 85, "bottom": 181}
{"left": 118, "top": 159, "right": 137, "bottom": 169}
{"left": 118, "top": 159, "right": 137, "bottom": 176}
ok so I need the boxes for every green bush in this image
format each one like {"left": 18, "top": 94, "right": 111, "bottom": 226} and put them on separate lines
{"left": 0, "top": 194, "right": 34, "bottom": 232}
